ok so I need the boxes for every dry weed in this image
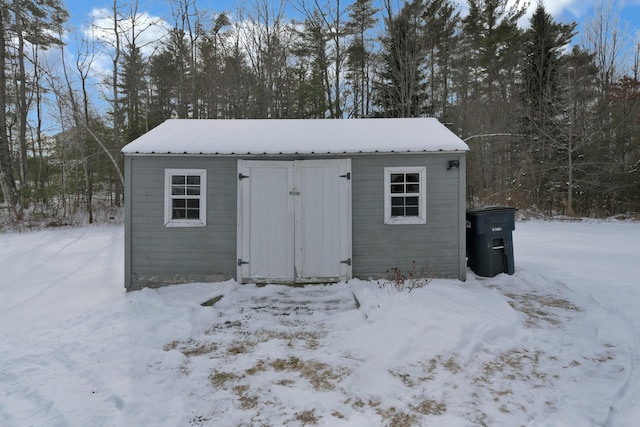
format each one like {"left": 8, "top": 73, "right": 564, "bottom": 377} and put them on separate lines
{"left": 410, "top": 398, "right": 447, "bottom": 416}
{"left": 209, "top": 370, "right": 238, "bottom": 388}
{"left": 376, "top": 406, "right": 418, "bottom": 427}
{"left": 295, "top": 409, "right": 320, "bottom": 425}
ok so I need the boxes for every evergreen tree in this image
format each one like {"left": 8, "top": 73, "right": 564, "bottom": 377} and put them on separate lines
{"left": 198, "top": 13, "right": 231, "bottom": 119}
{"left": 149, "top": 50, "right": 178, "bottom": 122}
{"left": 520, "top": 2, "right": 576, "bottom": 210}
{"left": 452, "top": 0, "right": 525, "bottom": 205}
{"left": 560, "top": 46, "right": 598, "bottom": 215}
{"left": 422, "top": 0, "right": 460, "bottom": 119}
{"left": 345, "top": 0, "right": 379, "bottom": 118}
{"left": 219, "top": 38, "right": 258, "bottom": 118}
{"left": 373, "top": 0, "right": 429, "bottom": 118}
{"left": 119, "top": 43, "right": 148, "bottom": 142}
{"left": 291, "top": 9, "right": 332, "bottom": 118}
{"left": 154, "top": 28, "right": 191, "bottom": 118}
{"left": 0, "top": 0, "right": 68, "bottom": 215}
{"left": 598, "top": 76, "right": 640, "bottom": 213}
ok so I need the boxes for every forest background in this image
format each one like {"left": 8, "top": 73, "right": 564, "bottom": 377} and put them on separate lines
{"left": 0, "top": 0, "right": 639, "bottom": 228}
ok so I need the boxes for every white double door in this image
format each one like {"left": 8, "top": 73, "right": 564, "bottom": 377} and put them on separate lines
{"left": 237, "top": 159, "right": 352, "bottom": 283}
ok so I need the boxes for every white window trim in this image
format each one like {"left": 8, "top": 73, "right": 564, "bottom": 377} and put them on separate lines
{"left": 384, "top": 166, "right": 427, "bottom": 225}
{"left": 164, "top": 168, "right": 207, "bottom": 227}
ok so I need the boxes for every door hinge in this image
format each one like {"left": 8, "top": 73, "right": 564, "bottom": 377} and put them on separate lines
{"left": 238, "top": 173, "right": 250, "bottom": 180}
{"left": 237, "top": 259, "right": 249, "bottom": 266}
{"left": 340, "top": 258, "right": 352, "bottom": 266}
{"left": 339, "top": 172, "right": 351, "bottom": 180}
{"left": 289, "top": 190, "right": 301, "bottom": 195}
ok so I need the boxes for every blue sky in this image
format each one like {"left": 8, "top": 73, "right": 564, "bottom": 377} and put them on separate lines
{"left": 41, "top": 0, "right": 639, "bottom": 133}
{"left": 59, "top": 0, "right": 640, "bottom": 80}
{"left": 63, "top": 0, "right": 640, "bottom": 33}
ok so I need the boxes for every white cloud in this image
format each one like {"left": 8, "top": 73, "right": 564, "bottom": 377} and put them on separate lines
{"left": 80, "top": 8, "right": 171, "bottom": 78}
{"left": 450, "top": 0, "right": 593, "bottom": 28}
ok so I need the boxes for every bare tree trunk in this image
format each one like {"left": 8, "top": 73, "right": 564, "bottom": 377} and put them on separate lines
{"left": 313, "top": 0, "right": 345, "bottom": 118}
{"left": 112, "top": 0, "right": 123, "bottom": 206}
{"left": 55, "top": 26, "right": 125, "bottom": 221}
{"left": 32, "top": 41, "right": 45, "bottom": 210}
{"left": 13, "top": 1, "right": 26, "bottom": 181}
{"left": 184, "top": 0, "right": 199, "bottom": 118}
{"left": 13, "top": 0, "right": 29, "bottom": 213}
{"left": 0, "top": 4, "right": 19, "bottom": 218}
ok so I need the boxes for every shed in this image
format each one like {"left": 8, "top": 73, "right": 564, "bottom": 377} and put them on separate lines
{"left": 122, "top": 118, "right": 469, "bottom": 290}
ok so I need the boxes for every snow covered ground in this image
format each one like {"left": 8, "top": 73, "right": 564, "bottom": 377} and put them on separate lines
{"left": 0, "top": 220, "right": 639, "bottom": 426}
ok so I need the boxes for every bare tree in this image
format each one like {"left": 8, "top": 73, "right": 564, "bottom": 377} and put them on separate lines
{"left": 301, "top": 0, "right": 349, "bottom": 118}
{"left": 633, "top": 35, "right": 640, "bottom": 80}
{"left": 237, "top": 0, "right": 294, "bottom": 118}
{"left": 580, "top": 0, "right": 631, "bottom": 97}
{"left": 51, "top": 30, "right": 125, "bottom": 221}
{"left": 0, "top": 3, "right": 19, "bottom": 217}
{"left": 169, "top": 0, "right": 201, "bottom": 118}
{"left": 91, "top": 0, "right": 161, "bottom": 204}
{"left": 12, "top": 0, "right": 29, "bottom": 195}
{"left": 108, "top": 0, "right": 124, "bottom": 205}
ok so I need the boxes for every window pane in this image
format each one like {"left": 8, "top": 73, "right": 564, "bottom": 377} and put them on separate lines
{"left": 406, "top": 207, "right": 419, "bottom": 216}
{"left": 406, "top": 184, "right": 419, "bottom": 193}
{"left": 406, "top": 173, "right": 419, "bottom": 182}
{"left": 391, "top": 206, "right": 404, "bottom": 216}
{"left": 186, "top": 186, "right": 200, "bottom": 195}
{"left": 391, "top": 173, "right": 405, "bottom": 183}
{"left": 172, "top": 199, "right": 186, "bottom": 208}
{"left": 172, "top": 175, "right": 186, "bottom": 185}
{"left": 186, "top": 199, "right": 200, "bottom": 208}
{"left": 172, "top": 185, "right": 185, "bottom": 195}
{"left": 406, "top": 196, "right": 419, "bottom": 206}
{"left": 390, "top": 195, "right": 420, "bottom": 217}
{"left": 391, "top": 196, "right": 404, "bottom": 206}
{"left": 172, "top": 208, "right": 185, "bottom": 219}
{"left": 186, "top": 209, "right": 200, "bottom": 219}
{"left": 391, "top": 184, "right": 404, "bottom": 193}
{"left": 187, "top": 175, "right": 200, "bottom": 185}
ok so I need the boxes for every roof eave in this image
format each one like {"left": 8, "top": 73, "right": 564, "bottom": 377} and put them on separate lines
{"left": 121, "top": 148, "right": 469, "bottom": 156}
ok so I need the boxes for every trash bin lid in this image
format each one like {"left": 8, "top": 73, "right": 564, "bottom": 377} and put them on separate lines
{"left": 466, "top": 205, "right": 518, "bottom": 215}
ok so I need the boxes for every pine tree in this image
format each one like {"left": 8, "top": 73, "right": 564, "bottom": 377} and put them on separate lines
{"left": 520, "top": 3, "right": 576, "bottom": 210}
{"left": 373, "top": 0, "right": 429, "bottom": 118}
{"left": 291, "top": 9, "right": 332, "bottom": 118}
{"left": 345, "top": 0, "right": 379, "bottom": 117}
{"left": 0, "top": 0, "right": 68, "bottom": 216}
{"left": 198, "top": 13, "right": 231, "bottom": 118}
{"left": 422, "top": 0, "right": 460, "bottom": 119}
{"left": 452, "top": 0, "right": 525, "bottom": 205}
{"left": 119, "top": 43, "right": 148, "bottom": 142}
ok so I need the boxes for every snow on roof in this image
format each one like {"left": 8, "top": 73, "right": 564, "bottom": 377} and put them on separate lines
{"left": 121, "top": 118, "right": 468, "bottom": 155}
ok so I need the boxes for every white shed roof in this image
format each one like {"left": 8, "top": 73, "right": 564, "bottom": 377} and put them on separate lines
{"left": 121, "top": 118, "right": 468, "bottom": 155}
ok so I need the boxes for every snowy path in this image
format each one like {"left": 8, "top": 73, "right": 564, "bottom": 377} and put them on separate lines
{"left": 0, "top": 227, "right": 124, "bottom": 331}
{"left": 0, "top": 227, "right": 127, "bottom": 426}
{"left": 515, "top": 221, "right": 640, "bottom": 425}
{"left": 0, "top": 221, "right": 639, "bottom": 426}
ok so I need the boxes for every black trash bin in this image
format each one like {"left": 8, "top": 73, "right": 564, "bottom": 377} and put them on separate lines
{"left": 466, "top": 206, "right": 517, "bottom": 277}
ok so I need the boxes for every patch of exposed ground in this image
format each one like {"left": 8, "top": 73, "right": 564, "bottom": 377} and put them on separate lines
{"left": 503, "top": 291, "right": 581, "bottom": 327}
{"left": 164, "top": 284, "right": 620, "bottom": 426}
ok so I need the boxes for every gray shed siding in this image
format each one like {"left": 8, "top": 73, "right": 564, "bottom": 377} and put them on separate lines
{"left": 350, "top": 153, "right": 466, "bottom": 280}
{"left": 124, "top": 152, "right": 466, "bottom": 290}
{"left": 125, "top": 156, "right": 238, "bottom": 289}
